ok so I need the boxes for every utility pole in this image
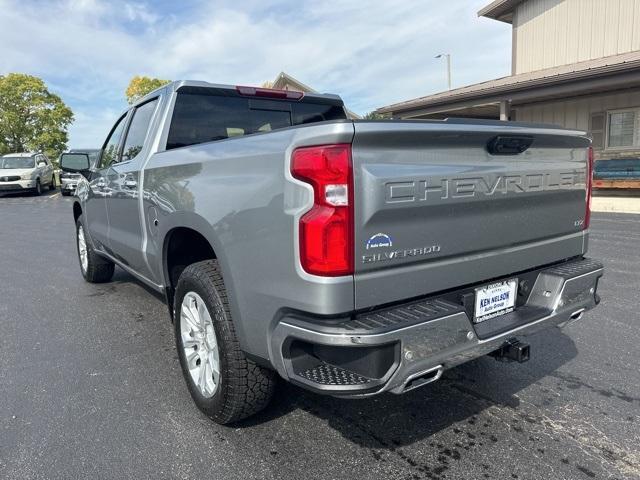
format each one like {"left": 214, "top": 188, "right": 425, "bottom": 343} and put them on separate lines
{"left": 435, "top": 53, "right": 452, "bottom": 90}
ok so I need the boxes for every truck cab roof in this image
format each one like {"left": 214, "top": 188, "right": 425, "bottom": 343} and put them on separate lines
{"left": 135, "top": 80, "right": 344, "bottom": 108}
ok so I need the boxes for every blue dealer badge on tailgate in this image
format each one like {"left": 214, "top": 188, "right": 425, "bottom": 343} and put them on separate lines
{"left": 366, "top": 233, "right": 393, "bottom": 250}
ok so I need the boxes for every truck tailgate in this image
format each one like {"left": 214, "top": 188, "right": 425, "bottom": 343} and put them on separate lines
{"left": 352, "top": 120, "right": 591, "bottom": 309}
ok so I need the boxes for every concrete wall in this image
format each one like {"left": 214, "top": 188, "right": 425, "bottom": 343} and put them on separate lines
{"left": 514, "top": 0, "right": 640, "bottom": 74}
{"left": 514, "top": 88, "right": 640, "bottom": 159}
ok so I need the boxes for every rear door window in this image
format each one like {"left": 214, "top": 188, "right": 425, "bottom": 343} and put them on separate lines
{"left": 121, "top": 98, "right": 159, "bottom": 162}
{"left": 100, "top": 114, "right": 128, "bottom": 169}
{"left": 166, "top": 90, "right": 347, "bottom": 150}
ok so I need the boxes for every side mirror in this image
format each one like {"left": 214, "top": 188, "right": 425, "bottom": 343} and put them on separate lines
{"left": 60, "top": 153, "right": 91, "bottom": 173}
{"left": 38, "top": 161, "right": 46, "bottom": 167}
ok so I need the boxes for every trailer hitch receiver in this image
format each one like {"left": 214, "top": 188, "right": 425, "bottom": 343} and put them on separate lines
{"left": 489, "top": 339, "right": 530, "bottom": 363}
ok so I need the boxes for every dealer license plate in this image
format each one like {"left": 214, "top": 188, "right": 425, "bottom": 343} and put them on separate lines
{"left": 474, "top": 279, "right": 518, "bottom": 323}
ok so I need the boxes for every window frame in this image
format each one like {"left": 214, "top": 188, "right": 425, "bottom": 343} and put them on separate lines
{"left": 605, "top": 107, "right": 640, "bottom": 151}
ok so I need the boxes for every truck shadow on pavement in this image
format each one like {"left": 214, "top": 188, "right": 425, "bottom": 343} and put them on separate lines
{"left": 246, "top": 330, "right": 578, "bottom": 451}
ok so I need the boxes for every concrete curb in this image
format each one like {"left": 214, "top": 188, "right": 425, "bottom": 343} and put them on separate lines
{"left": 592, "top": 196, "right": 640, "bottom": 215}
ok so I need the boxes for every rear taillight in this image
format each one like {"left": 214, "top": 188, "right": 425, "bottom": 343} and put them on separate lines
{"left": 585, "top": 146, "right": 594, "bottom": 230}
{"left": 291, "top": 144, "right": 353, "bottom": 276}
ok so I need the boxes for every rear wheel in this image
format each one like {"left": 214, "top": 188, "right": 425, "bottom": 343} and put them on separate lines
{"left": 174, "top": 260, "right": 276, "bottom": 424}
{"left": 49, "top": 175, "right": 56, "bottom": 191}
{"left": 76, "top": 215, "right": 114, "bottom": 283}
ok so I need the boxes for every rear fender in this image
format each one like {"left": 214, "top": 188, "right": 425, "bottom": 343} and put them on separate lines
{"left": 158, "top": 212, "right": 247, "bottom": 347}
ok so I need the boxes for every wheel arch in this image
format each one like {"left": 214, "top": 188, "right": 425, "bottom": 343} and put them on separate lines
{"left": 160, "top": 213, "right": 231, "bottom": 321}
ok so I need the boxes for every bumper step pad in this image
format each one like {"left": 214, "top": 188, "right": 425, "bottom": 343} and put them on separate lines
{"left": 298, "top": 363, "right": 372, "bottom": 386}
{"left": 340, "top": 299, "right": 464, "bottom": 334}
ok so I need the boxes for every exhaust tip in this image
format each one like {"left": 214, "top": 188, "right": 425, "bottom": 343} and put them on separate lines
{"left": 401, "top": 365, "right": 443, "bottom": 393}
{"left": 559, "top": 308, "right": 587, "bottom": 329}
{"left": 570, "top": 308, "right": 586, "bottom": 321}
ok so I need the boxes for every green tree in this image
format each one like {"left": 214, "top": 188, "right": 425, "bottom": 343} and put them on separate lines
{"left": 125, "top": 76, "right": 171, "bottom": 104}
{"left": 363, "top": 111, "right": 388, "bottom": 120}
{"left": 0, "top": 73, "right": 73, "bottom": 158}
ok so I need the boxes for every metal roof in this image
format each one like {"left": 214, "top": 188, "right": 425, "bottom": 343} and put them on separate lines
{"left": 377, "top": 51, "right": 640, "bottom": 115}
{"left": 272, "top": 72, "right": 317, "bottom": 93}
{"left": 477, "top": 0, "right": 526, "bottom": 23}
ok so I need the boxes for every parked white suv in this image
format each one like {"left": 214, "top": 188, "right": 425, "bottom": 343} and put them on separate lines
{"left": 0, "top": 153, "right": 56, "bottom": 195}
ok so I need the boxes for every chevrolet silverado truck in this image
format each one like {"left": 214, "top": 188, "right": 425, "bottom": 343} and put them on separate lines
{"left": 60, "top": 81, "right": 603, "bottom": 424}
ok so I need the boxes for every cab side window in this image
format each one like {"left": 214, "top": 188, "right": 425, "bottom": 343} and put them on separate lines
{"left": 100, "top": 114, "right": 128, "bottom": 169}
{"left": 121, "top": 98, "right": 158, "bottom": 162}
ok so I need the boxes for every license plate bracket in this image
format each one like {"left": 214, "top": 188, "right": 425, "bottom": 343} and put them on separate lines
{"left": 474, "top": 279, "right": 518, "bottom": 323}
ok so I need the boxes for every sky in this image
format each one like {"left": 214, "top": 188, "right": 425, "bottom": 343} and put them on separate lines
{"left": 0, "top": 0, "right": 512, "bottom": 148}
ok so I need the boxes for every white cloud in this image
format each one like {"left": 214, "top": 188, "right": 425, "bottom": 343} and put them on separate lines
{"left": 65, "top": 0, "right": 108, "bottom": 17}
{"left": 123, "top": 2, "right": 159, "bottom": 25}
{"left": 0, "top": 0, "right": 512, "bottom": 147}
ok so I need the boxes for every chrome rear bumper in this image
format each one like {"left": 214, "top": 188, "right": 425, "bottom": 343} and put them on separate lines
{"left": 269, "top": 257, "right": 603, "bottom": 396}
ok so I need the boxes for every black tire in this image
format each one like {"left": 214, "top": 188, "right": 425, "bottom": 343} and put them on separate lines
{"left": 33, "top": 179, "right": 42, "bottom": 196}
{"left": 174, "top": 260, "right": 276, "bottom": 424}
{"left": 49, "top": 175, "right": 57, "bottom": 191}
{"left": 75, "top": 215, "right": 115, "bottom": 283}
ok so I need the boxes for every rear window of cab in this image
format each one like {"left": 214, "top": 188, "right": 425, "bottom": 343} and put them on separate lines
{"left": 166, "top": 90, "right": 347, "bottom": 150}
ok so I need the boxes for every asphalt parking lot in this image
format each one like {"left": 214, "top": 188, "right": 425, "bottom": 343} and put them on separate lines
{"left": 1, "top": 191, "right": 639, "bottom": 480}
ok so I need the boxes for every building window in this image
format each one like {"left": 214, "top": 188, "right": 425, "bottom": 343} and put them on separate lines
{"left": 607, "top": 110, "right": 638, "bottom": 149}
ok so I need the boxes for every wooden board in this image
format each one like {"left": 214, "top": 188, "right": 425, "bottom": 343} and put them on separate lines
{"left": 593, "top": 179, "right": 640, "bottom": 189}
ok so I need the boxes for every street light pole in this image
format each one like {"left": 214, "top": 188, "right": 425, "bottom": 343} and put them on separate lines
{"left": 435, "top": 53, "right": 452, "bottom": 90}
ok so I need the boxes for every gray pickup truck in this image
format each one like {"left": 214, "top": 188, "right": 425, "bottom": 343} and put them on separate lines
{"left": 60, "top": 81, "right": 603, "bottom": 424}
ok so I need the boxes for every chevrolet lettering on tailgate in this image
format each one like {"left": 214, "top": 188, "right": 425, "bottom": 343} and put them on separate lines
{"left": 385, "top": 171, "right": 584, "bottom": 203}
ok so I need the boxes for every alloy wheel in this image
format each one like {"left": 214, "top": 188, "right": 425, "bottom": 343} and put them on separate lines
{"left": 77, "top": 225, "right": 88, "bottom": 273}
{"left": 180, "top": 291, "right": 220, "bottom": 398}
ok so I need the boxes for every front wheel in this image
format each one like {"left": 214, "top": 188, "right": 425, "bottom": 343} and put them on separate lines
{"left": 76, "top": 215, "right": 114, "bottom": 283}
{"left": 33, "top": 179, "right": 42, "bottom": 196}
{"left": 174, "top": 260, "right": 276, "bottom": 424}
